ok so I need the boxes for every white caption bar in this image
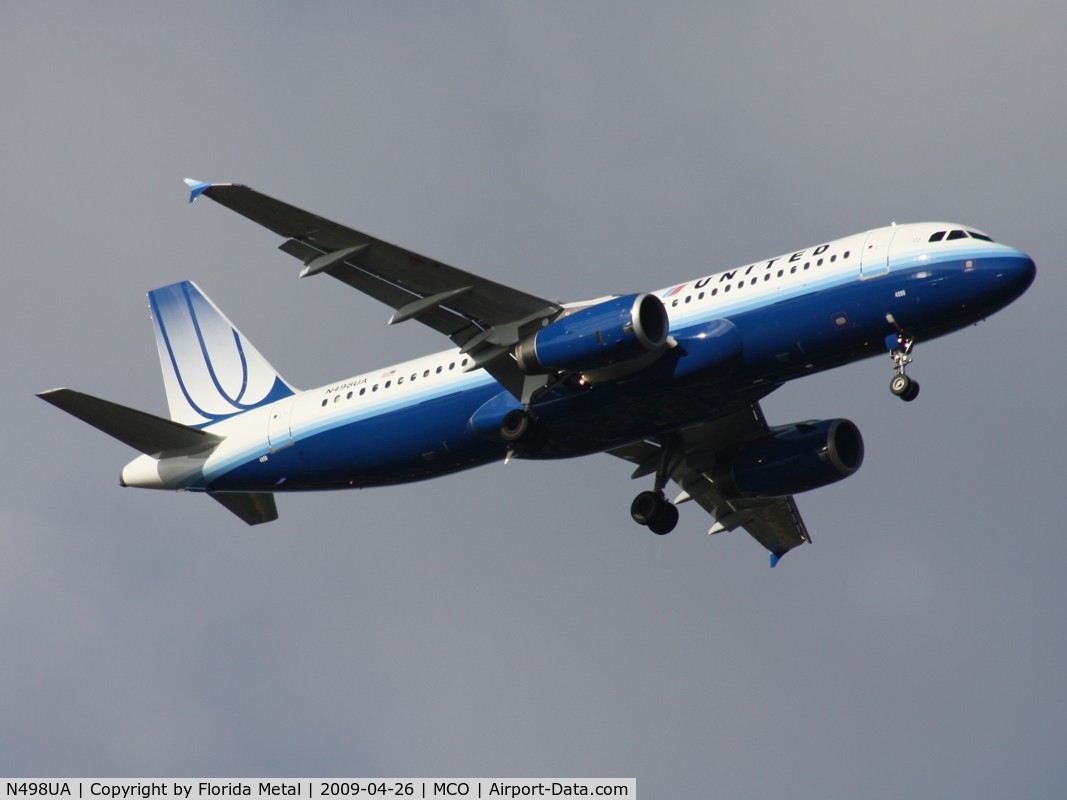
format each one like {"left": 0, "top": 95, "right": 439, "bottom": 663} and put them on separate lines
{"left": 1, "top": 780, "right": 635, "bottom": 800}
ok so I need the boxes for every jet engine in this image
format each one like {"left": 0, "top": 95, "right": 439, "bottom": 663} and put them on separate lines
{"left": 714, "top": 419, "right": 864, "bottom": 498}
{"left": 515, "top": 293, "right": 669, "bottom": 375}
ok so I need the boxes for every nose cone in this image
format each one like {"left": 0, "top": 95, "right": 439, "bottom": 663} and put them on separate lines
{"left": 994, "top": 250, "right": 1037, "bottom": 307}
{"left": 1008, "top": 251, "right": 1037, "bottom": 299}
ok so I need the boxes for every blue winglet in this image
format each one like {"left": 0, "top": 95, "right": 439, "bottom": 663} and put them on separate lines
{"left": 770, "top": 551, "right": 782, "bottom": 568}
{"left": 183, "top": 178, "right": 212, "bottom": 204}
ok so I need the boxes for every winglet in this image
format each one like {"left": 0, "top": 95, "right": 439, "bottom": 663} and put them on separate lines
{"left": 770, "top": 551, "right": 782, "bottom": 568}
{"left": 183, "top": 178, "right": 212, "bottom": 204}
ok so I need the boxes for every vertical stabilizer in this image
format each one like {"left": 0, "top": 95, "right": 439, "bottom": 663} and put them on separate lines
{"left": 149, "top": 281, "right": 295, "bottom": 426}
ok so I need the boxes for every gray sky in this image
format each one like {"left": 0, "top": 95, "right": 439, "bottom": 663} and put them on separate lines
{"left": 4, "top": 1, "right": 1066, "bottom": 795}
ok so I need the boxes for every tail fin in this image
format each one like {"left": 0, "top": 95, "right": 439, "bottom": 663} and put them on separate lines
{"left": 148, "top": 281, "right": 295, "bottom": 426}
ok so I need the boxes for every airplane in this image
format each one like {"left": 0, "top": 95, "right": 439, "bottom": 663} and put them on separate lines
{"left": 38, "top": 179, "right": 1036, "bottom": 565}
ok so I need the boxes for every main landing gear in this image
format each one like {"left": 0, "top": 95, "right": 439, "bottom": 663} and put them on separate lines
{"left": 630, "top": 434, "right": 682, "bottom": 535}
{"left": 885, "top": 320, "right": 920, "bottom": 402}
{"left": 631, "top": 490, "right": 679, "bottom": 535}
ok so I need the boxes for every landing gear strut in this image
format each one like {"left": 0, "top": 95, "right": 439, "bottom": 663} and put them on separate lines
{"left": 885, "top": 320, "right": 920, "bottom": 402}
{"left": 630, "top": 434, "right": 682, "bottom": 535}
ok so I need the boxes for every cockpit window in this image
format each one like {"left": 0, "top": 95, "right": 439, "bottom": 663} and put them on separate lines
{"left": 930, "top": 229, "right": 994, "bottom": 243}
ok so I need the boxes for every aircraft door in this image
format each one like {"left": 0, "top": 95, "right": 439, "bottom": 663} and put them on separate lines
{"left": 267, "top": 397, "right": 297, "bottom": 452}
{"left": 860, "top": 226, "right": 898, "bottom": 278}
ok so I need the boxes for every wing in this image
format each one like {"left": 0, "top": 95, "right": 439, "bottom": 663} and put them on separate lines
{"left": 185, "top": 180, "right": 562, "bottom": 396}
{"left": 608, "top": 402, "right": 811, "bottom": 566}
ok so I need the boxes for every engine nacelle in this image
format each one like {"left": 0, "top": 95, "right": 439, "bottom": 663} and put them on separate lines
{"left": 714, "top": 419, "right": 864, "bottom": 499}
{"left": 515, "top": 293, "right": 669, "bottom": 374}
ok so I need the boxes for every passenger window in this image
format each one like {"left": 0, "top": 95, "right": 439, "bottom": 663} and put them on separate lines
{"left": 423, "top": 369, "right": 430, "bottom": 378}
{"left": 830, "top": 254, "right": 837, "bottom": 263}
{"left": 359, "top": 388, "right": 366, "bottom": 396}
{"left": 685, "top": 295, "right": 691, "bottom": 303}
{"left": 372, "top": 384, "right": 379, "bottom": 392}
{"left": 346, "top": 391, "right": 353, "bottom": 400}
{"left": 843, "top": 250, "right": 851, "bottom": 258}
{"left": 321, "top": 399, "right": 327, "bottom": 407}
{"left": 929, "top": 231, "right": 946, "bottom": 242}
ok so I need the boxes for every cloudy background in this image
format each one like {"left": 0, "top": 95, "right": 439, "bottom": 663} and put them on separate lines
{"left": 3, "top": 1, "right": 1065, "bottom": 795}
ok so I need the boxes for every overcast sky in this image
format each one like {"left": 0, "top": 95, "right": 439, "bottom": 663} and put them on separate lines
{"left": 3, "top": 1, "right": 1066, "bottom": 796}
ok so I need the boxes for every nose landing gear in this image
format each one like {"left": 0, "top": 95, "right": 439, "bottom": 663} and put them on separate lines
{"left": 885, "top": 317, "right": 920, "bottom": 402}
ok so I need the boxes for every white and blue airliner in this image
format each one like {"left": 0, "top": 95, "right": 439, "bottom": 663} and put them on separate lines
{"left": 39, "top": 180, "right": 1035, "bottom": 564}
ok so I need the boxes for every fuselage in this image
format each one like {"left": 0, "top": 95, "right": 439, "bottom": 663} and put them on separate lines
{"left": 120, "top": 222, "right": 1035, "bottom": 495}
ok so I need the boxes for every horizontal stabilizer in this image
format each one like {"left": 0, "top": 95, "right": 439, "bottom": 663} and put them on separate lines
{"left": 210, "top": 491, "right": 278, "bottom": 525}
{"left": 38, "top": 388, "right": 221, "bottom": 457}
